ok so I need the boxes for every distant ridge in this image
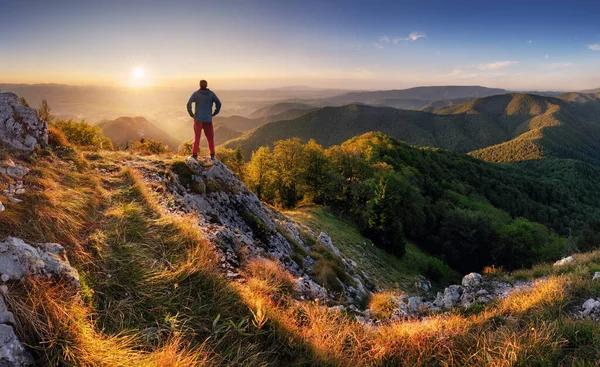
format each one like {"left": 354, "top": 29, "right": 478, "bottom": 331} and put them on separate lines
{"left": 223, "top": 93, "right": 600, "bottom": 164}
{"left": 98, "top": 116, "right": 181, "bottom": 149}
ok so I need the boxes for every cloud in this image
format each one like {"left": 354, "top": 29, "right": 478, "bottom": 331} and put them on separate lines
{"left": 391, "top": 31, "right": 426, "bottom": 43}
{"left": 477, "top": 61, "right": 520, "bottom": 70}
{"left": 545, "top": 62, "right": 572, "bottom": 69}
{"left": 408, "top": 31, "right": 426, "bottom": 41}
{"left": 379, "top": 36, "right": 390, "bottom": 43}
{"left": 528, "top": 40, "right": 533, "bottom": 45}
{"left": 588, "top": 43, "right": 600, "bottom": 51}
{"left": 352, "top": 44, "right": 361, "bottom": 51}
{"left": 544, "top": 54, "right": 549, "bottom": 59}
{"left": 374, "top": 43, "right": 385, "bottom": 49}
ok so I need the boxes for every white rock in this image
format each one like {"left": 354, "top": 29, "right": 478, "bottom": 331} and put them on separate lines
{"left": 462, "top": 272, "right": 483, "bottom": 288}
{"left": 0, "top": 92, "right": 48, "bottom": 152}
{"left": 317, "top": 232, "right": 341, "bottom": 257}
{"left": 443, "top": 285, "right": 463, "bottom": 309}
{"left": 0, "top": 324, "right": 34, "bottom": 366}
{"left": 582, "top": 298, "right": 600, "bottom": 312}
{"left": 0, "top": 237, "right": 80, "bottom": 288}
{"left": 553, "top": 256, "right": 575, "bottom": 266}
{"left": 593, "top": 272, "right": 600, "bottom": 281}
{"left": 407, "top": 296, "right": 423, "bottom": 313}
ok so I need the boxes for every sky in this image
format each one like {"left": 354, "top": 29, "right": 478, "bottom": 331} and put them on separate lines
{"left": 1, "top": 0, "right": 600, "bottom": 90}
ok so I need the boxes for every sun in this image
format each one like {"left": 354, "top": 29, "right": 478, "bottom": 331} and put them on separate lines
{"left": 132, "top": 67, "right": 145, "bottom": 79}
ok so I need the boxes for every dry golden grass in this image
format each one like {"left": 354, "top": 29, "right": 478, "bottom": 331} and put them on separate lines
{"left": 244, "top": 258, "right": 295, "bottom": 298}
{"left": 368, "top": 291, "right": 402, "bottom": 321}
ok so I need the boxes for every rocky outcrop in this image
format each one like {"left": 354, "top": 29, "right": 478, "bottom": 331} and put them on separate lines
{"left": 159, "top": 157, "right": 370, "bottom": 304}
{"left": 366, "top": 272, "right": 535, "bottom": 321}
{"left": 0, "top": 237, "right": 79, "bottom": 366}
{"left": 0, "top": 93, "right": 47, "bottom": 152}
{"left": 0, "top": 237, "right": 80, "bottom": 288}
{"left": 0, "top": 296, "right": 32, "bottom": 366}
{"left": 1, "top": 159, "right": 29, "bottom": 206}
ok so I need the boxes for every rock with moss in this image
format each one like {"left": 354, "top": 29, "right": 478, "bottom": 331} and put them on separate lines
{"left": 0, "top": 93, "right": 48, "bottom": 152}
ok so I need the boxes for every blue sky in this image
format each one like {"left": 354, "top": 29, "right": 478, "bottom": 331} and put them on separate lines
{"left": 1, "top": 0, "right": 600, "bottom": 90}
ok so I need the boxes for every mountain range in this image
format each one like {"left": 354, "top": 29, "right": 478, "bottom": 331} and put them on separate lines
{"left": 222, "top": 92, "right": 600, "bottom": 164}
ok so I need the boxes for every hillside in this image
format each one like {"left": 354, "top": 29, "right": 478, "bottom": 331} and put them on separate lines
{"left": 224, "top": 93, "right": 600, "bottom": 164}
{"left": 97, "top": 116, "right": 181, "bottom": 149}
{"left": 248, "top": 102, "right": 315, "bottom": 119}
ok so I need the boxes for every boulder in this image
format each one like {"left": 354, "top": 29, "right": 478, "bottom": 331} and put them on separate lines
{"left": 443, "top": 285, "right": 463, "bottom": 309}
{"left": 461, "top": 272, "right": 483, "bottom": 288}
{"left": 593, "top": 272, "right": 600, "bottom": 281}
{"left": 0, "top": 92, "right": 48, "bottom": 152}
{"left": 407, "top": 296, "right": 423, "bottom": 313}
{"left": 0, "top": 237, "right": 80, "bottom": 288}
{"left": 294, "top": 277, "right": 328, "bottom": 300}
{"left": 553, "top": 256, "right": 575, "bottom": 267}
{"left": 317, "top": 232, "right": 341, "bottom": 257}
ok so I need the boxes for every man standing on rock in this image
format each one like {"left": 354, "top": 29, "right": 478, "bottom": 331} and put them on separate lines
{"left": 187, "top": 79, "right": 221, "bottom": 160}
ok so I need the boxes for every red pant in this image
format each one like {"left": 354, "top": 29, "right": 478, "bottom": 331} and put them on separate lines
{"left": 192, "top": 120, "right": 215, "bottom": 155}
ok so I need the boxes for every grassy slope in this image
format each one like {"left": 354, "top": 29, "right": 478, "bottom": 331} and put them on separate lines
{"left": 3, "top": 145, "right": 600, "bottom": 366}
{"left": 284, "top": 206, "right": 459, "bottom": 291}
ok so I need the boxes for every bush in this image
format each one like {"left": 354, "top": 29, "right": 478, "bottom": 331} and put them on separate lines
{"left": 47, "top": 125, "right": 70, "bottom": 147}
{"left": 368, "top": 291, "right": 401, "bottom": 321}
{"left": 178, "top": 140, "right": 192, "bottom": 156}
{"left": 52, "top": 120, "right": 112, "bottom": 150}
{"left": 129, "top": 139, "right": 169, "bottom": 155}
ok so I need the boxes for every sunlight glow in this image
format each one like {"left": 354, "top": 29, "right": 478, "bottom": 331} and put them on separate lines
{"left": 132, "top": 67, "right": 145, "bottom": 79}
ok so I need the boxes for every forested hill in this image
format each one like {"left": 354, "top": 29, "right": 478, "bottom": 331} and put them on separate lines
{"left": 242, "top": 132, "right": 600, "bottom": 273}
{"left": 223, "top": 93, "right": 600, "bottom": 164}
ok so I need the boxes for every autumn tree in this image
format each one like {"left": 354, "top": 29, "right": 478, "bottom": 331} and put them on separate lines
{"left": 245, "top": 146, "right": 275, "bottom": 201}
{"left": 273, "top": 138, "right": 305, "bottom": 208}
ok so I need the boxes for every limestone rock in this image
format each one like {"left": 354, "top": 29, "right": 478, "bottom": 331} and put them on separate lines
{"left": 407, "top": 296, "right": 423, "bottom": 314}
{"left": 317, "top": 232, "right": 341, "bottom": 257}
{"left": 294, "top": 277, "right": 328, "bottom": 300}
{"left": 0, "top": 324, "right": 33, "bottom": 366}
{"left": 553, "top": 256, "right": 575, "bottom": 266}
{"left": 0, "top": 237, "right": 80, "bottom": 288}
{"left": 0, "top": 92, "right": 48, "bottom": 152}
{"left": 461, "top": 272, "right": 483, "bottom": 288}
{"left": 443, "top": 285, "right": 463, "bottom": 309}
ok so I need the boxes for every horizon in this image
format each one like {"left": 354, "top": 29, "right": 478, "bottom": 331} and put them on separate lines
{"left": 2, "top": 0, "right": 600, "bottom": 90}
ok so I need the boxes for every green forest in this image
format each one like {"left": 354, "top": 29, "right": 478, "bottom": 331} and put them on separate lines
{"left": 225, "top": 132, "right": 600, "bottom": 273}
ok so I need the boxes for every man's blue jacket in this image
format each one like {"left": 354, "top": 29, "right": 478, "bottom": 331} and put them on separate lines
{"left": 187, "top": 88, "right": 221, "bottom": 122}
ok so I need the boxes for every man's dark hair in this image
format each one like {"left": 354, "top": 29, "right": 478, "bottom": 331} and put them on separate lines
{"left": 200, "top": 80, "right": 208, "bottom": 89}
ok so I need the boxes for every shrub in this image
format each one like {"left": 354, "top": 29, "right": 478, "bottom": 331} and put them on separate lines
{"left": 52, "top": 120, "right": 113, "bottom": 150}
{"left": 47, "top": 125, "right": 70, "bottom": 147}
{"left": 368, "top": 291, "right": 401, "bottom": 320}
{"left": 241, "top": 210, "right": 271, "bottom": 245}
{"left": 178, "top": 140, "right": 193, "bottom": 156}
{"left": 129, "top": 139, "right": 169, "bottom": 155}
